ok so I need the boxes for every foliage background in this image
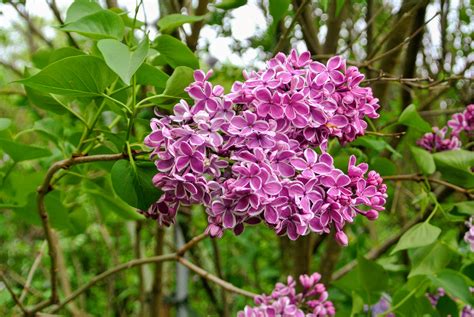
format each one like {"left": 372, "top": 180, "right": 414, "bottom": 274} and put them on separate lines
{"left": 0, "top": 0, "right": 473, "bottom": 316}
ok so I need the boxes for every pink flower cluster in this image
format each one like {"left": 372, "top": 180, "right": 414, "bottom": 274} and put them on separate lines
{"left": 238, "top": 272, "right": 335, "bottom": 317}
{"left": 142, "top": 50, "right": 387, "bottom": 245}
{"left": 417, "top": 105, "right": 473, "bottom": 153}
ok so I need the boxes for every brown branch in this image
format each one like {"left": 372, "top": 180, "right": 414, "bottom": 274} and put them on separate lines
{"left": 30, "top": 152, "right": 144, "bottom": 315}
{"left": 0, "top": 272, "right": 28, "bottom": 314}
{"left": 384, "top": 174, "right": 474, "bottom": 198}
{"left": 135, "top": 221, "right": 145, "bottom": 317}
{"left": 211, "top": 239, "right": 229, "bottom": 316}
{"left": 151, "top": 226, "right": 165, "bottom": 316}
{"left": 332, "top": 212, "right": 424, "bottom": 281}
{"left": 186, "top": 0, "right": 209, "bottom": 51}
{"left": 273, "top": 0, "right": 310, "bottom": 55}
{"left": 323, "top": 0, "right": 348, "bottom": 54}
{"left": 19, "top": 241, "right": 46, "bottom": 303}
{"left": 49, "top": 233, "right": 210, "bottom": 313}
{"left": 364, "top": 11, "right": 439, "bottom": 66}
{"left": 290, "top": 0, "right": 320, "bottom": 55}
{"left": 10, "top": 2, "right": 54, "bottom": 48}
{"left": 46, "top": 0, "right": 80, "bottom": 49}
{"left": 177, "top": 257, "right": 258, "bottom": 298}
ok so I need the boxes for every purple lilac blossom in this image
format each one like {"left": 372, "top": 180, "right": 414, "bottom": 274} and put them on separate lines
{"left": 237, "top": 272, "right": 336, "bottom": 317}
{"left": 427, "top": 288, "right": 474, "bottom": 316}
{"left": 417, "top": 127, "right": 461, "bottom": 153}
{"left": 417, "top": 104, "right": 474, "bottom": 153}
{"left": 363, "top": 294, "right": 394, "bottom": 317}
{"left": 142, "top": 50, "right": 387, "bottom": 245}
{"left": 464, "top": 217, "right": 474, "bottom": 252}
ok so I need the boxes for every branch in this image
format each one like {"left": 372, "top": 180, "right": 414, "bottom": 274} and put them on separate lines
{"left": 30, "top": 152, "right": 145, "bottom": 315}
{"left": 19, "top": 241, "right": 46, "bottom": 303}
{"left": 290, "top": 0, "right": 320, "bottom": 55}
{"left": 50, "top": 233, "right": 209, "bottom": 313}
{"left": 0, "top": 60, "right": 23, "bottom": 77}
{"left": 10, "top": 2, "right": 54, "bottom": 48}
{"left": 384, "top": 174, "right": 474, "bottom": 198}
{"left": 46, "top": 0, "right": 80, "bottom": 49}
{"left": 332, "top": 213, "right": 424, "bottom": 281}
{"left": 177, "top": 257, "right": 258, "bottom": 298}
{"left": 273, "top": 0, "right": 310, "bottom": 55}
{"left": 0, "top": 272, "right": 28, "bottom": 314}
{"left": 364, "top": 11, "right": 439, "bottom": 66}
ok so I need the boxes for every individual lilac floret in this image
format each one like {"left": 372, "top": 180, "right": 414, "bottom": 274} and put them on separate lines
{"left": 417, "top": 127, "right": 461, "bottom": 153}
{"left": 142, "top": 50, "right": 387, "bottom": 245}
{"left": 464, "top": 217, "right": 474, "bottom": 252}
{"left": 238, "top": 272, "right": 335, "bottom": 317}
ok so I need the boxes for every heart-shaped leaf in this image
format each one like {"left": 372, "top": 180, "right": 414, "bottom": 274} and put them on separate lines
{"left": 391, "top": 222, "right": 441, "bottom": 254}
{"left": 19, "top": 56, "right": 116, "bottom": 97}
{"left": 154, "top": 35, "right": 199, "bottom": 69}
{"left": 98, "top": 38, "right": 149, "bottom": 85}
{"left": 111, "top": 160, "right": 162, "bottom": 211}
{"left": 62, "top": 9, "right": 125, "bottom": 40}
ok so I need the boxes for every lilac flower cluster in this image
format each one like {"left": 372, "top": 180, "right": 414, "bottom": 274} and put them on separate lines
{"left": 143, "top": 50, "right": 387, "bottom": 244}
{"left": 417, "top": 104, "right": 473, "bottom": 153}
{"left": 364, "top": 294, "right": 394, "bottom": 317}
{"left": 238, "top": 272, "right": 335, "bottom": 317}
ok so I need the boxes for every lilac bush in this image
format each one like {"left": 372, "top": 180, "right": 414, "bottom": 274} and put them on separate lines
{"left": 142, "top": 50, "right": 387, "bottom": 245}
{"left": 237, "top": 272, "right": 335, "bottom": 317}
{"left": 417, "top": 104, "right": 473, "bottom": 153}
{"left": 427, "top": 288, "right": 474, "bottom": 317}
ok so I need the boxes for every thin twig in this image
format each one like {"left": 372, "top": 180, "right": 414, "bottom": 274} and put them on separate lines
{"left": 46, "top": 0, "right": 80, "bottom": 49}
{"left": 20, "top": 241, "right": 47, "bottom": 303}
{"left": 49, "top": 233, "right": 209, "bottom": 313}
{"left": 273, "top": 0, "right": 310, "bottom": 55}
{"left": 0, "top": 272, "right": 28, "bottom": 314}
{"left": 31, "top": 152, "right": 146, "bottom": 315}
{"left": 365, "top": 131, "right": 406, "bottom": 137}
{"left": 332, "top": 213, "right": 424, "bottom": 281}
{"left": 364, "top": 12, "right": 440, "bottom": 66}
{"left": 384, "top": 174, "right": 473, "bottom": 199}
{"left": 177, "top": 257, "right": 258, "bottom": 298}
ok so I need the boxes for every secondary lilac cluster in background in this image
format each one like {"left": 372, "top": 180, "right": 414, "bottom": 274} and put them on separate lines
{"left": 427, "top": 288, "right": 474, "bottom": 317}
{"left": 238, "top": 272, "right": 335, "bottom": 317}
{"left": 142, "top": 50, "right": 387, "bottom": 245}
{"left": 417, "top": 104, "right": 473, "bottom": 153}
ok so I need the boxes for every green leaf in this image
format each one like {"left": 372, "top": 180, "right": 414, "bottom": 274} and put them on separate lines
{"left": 357, "top": 255, "right": 388, "bottom": 294}
{"left": 19, "top": 56, "right": 116, "bottom": 97}
{"left": 158, "top": 14, "right": 205, "bottom": 33}
{"left": 398, "top": 104, "right": 432, "bottom": 133}
{"left": 62, "top": 10, "right": 125, "bottom": 40}
{"left": 149, "top": 66, "right": 194, "bottom": 108}
{"left": 65, "top": 0, "right": 102, "bottom": 23}
{"left": 154, "top": 35, "right": 199, "bottom": 69}
{"left": 136, "top": 63, "right": 169, "bottom": 89}
{"left": 429, "top": 269, "right": 474, "bottom": 305}
{"left": 408, "top": 242, "right": 453, "bottom": 277}
{"left": 436, "top": 296, "right": 459, "bottom": 317}
{"left": 98, "top": 38, "right": 149, "bottom": 85}
{"left": 410, "top": 146, "right": 436, "bottom": 175}
{"left": 15, "top": 192, "right": 71, "bottom": 230}
{"left": 215, "top": 0, "right": 247, "bottom": 10}
{"left": 86, "top": 189, "right": 144, "bottom": 220}
{"left": 111, "top": 160, "right": 162, "bottom": 211}
{"left": 370, "top": 157, "right": 396, "bottom": 176}
{"left": 0, "top": 118, "right": 11, "bottom": 131}
{"left": 392, "top": 289, "right": 438, "bottom": 317}
{"left": 0, "top": 138, "right": 52, "bottom": 162}
{"left": 48, "top": 47, "right": 85, "bottom": 64}
{"left": 391, "top": 222, "right": 441, "bottom": 254}
{"left": 433, "top": 149, "right": 474, "bottom": 187}
{"left": 269, "top": 0, "right": 290, "bottom": 23}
